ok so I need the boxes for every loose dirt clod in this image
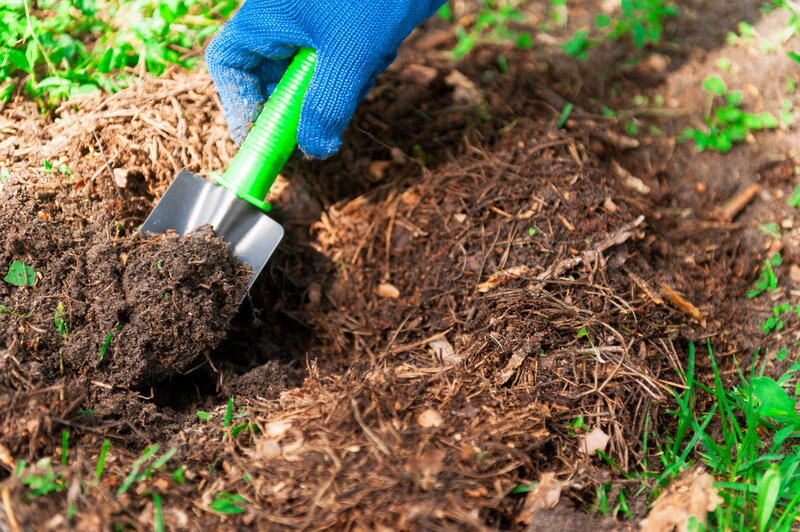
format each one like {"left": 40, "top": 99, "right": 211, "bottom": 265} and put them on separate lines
{"left": 0, "top": 174, "right": 249, "bottom": 449}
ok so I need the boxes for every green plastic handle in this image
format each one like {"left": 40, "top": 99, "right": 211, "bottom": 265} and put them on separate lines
{"left": 215, "top": 47, "right": 317, "bottom": 211}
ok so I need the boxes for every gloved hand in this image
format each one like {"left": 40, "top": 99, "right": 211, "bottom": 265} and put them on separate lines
{"left": 205, "top": 0, "right": 446, "bottom": 158}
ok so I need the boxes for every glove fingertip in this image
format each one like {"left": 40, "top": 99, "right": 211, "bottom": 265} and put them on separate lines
{"left": 297, "top": 125, "right": 342, "bottom": 159}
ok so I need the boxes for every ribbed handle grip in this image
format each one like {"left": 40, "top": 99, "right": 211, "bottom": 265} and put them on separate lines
{"left": 215, "top": 47, "right": 317, "bottom": 211}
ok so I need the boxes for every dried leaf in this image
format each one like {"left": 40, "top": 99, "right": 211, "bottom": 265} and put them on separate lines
{"left": 497, "top": 348, "right": 530, "bottom": 384}
{"left": 641, "top": 467, "right": 723, "bottom": 532}
{"left": 418, "top": 409, "right": 444, "bottom": 428}
{"left": 515, "top": 472, "right": 563, "bottom": 524}
{"left": 377, "top": 282, "right": 401, "bottom": 299}
{"left": 579, "top": 426, "right": 610, "bottom": 456}
{"left": 477, "top": 265, "right": 531, "bottom": 293}
{"left": 413, "top": 449, "right": 446, "bottom": 490}
{"left": 429, "top": 337, "right": 462, "bottom": 366}
{"left": 264, "top": 419, "right": 292, "bottom": 438}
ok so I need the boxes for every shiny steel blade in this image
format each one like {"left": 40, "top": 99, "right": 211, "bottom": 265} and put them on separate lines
{"left": 140, "top": 170, "right": 284, "bottom": 291}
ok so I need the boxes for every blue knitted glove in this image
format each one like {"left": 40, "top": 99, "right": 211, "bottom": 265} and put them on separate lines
{"left": 205, "top": 0, "right": 446, "bottom": 158}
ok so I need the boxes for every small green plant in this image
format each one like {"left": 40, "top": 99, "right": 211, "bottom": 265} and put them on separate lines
{"left": 54, "top": 301, "right": 69, "bottom": 338}
{"left": 61, "top": 429, "right": 69, "bottom": 465}
{"left": 4, "top": 260, "right": 38, "bottom": 286}
{"left": 224, "top": 396, "right": 234, "bottom": 428}
{"left": 546, "top": 0, "right": 568, "bottom": 27}
{"left": 592, "top": 483, "right": 634, "bottom": 519}
{"left": 597, "top": 0, "right": 678, "bottom": 48}
{"left": 0, "top": 0, "right": 237, "bottom": 108}
{"left": 562, "top": 29, "right": 597, "bottom": 61}
{"left": 209, "top": 492, "right": 248, "bottom": 514}
{"left": 761, "top": 303, "right": 795, "bottom": 335}
{"left": 0, "top": 304, "right": 32, "bottom": 317}
{"left": 98, "top": 327, "right": 120, "bottom": 360}
{"left": 566, "top": 415, "right": 589, "bottom": 435}
{"left": 116, "top": 445, "right": 176, "bottom": 496}
{"left": 564, "top": 0, "right": 678, "bottom": 61}
{"left": 18, "top": 458, "right": 65, "bottom": 498}
{"left": 152, "top": 493, "right": 165, "bottom": 532}
{"left": 748, "top": 253, "right": 782, "bottom": 299}
{"left": 683, "top": 76, "right": 778, "bottom": 153}
{"left": 509, "top": 481, "right": 538, "bottom": 494}
{"left": 788, "top": 184, "right": 800, "bottom": 208}
{"left": 171, "top": 466, "right": 187, "bottom": 484}
{"left": 651, "top": 343, "right": 800, "bottom": 530}
{"left": 444, "top": 1, "right": 533, "bottom": 60}
{"left": 556, "top": 102, "right": 574, "bottom": 127}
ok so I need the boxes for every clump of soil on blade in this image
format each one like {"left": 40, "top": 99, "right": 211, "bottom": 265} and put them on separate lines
{"left": 0, "top": 174, "right": 252, "bottom": 445}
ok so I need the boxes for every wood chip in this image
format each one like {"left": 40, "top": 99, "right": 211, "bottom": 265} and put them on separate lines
{"left": 612, "top": 160, "right": 650, "bottom": 194}
{"left": 579, "top": 426, "right": 610, "bottom": 456}
{"left": 376, "top": 282, "right": 401, "bottom": 299}
{"left": 417, "top": 409, "right": 444, "bottom": 428}
{"left": 0, "top": 443, "right": 13, "bottom": 468}
{"left": 112, "top": 168, "right": 128, "bottom": 188}
{"left": 401, "top": 64, "right": 438, "bottom": 86}
{"left": 641, "top": 466, "right": 722, "bottom": 532}
{"left": 713, "top": 183, "right": 760, "bottom": 222}
{"left": 264, "top": 419, "right": 293, "bottom": 438}
{"left": 660, "top": 283, "right": 703, "bottom": 322}
{"left": 368, "top": 160, "right": 391, "bottom": 182}
{"left": 444, "top": 69, "right": 482, "bottom": 107}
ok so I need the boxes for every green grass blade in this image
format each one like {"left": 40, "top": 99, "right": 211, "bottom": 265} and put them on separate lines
{"left": 95, "top": 440, "right": 111, "bottom": 480}
{"left": 757, "top": 466, "right": 782, "bottom": 531}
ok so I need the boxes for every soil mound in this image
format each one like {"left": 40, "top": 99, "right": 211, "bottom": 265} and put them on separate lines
{"left": 0, "top": 179, "right": 246, "bottom": 390}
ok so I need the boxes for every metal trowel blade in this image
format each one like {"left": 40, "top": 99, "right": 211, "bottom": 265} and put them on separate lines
{"left": 140, "top": 170, "right": 284, "bottom": 292}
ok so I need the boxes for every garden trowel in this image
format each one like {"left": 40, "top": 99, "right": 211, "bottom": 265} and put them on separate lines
{"left": 141, "top": 47, "right": 317, "bottom": 294}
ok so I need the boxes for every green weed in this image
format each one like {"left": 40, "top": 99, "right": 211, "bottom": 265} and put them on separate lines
{"left": 18, "top": 458, "right": 65, "bottom": 499}
{"left": 4, "top": 259, "right": 37, "bottom": 286}
{"left": 654, "top": 343, "right": 800, "bottom": 529}
{"left": 60, "top": 429, "right": 69, "bottom": 466}
{"left": 564, "top": 0, "right": 677, "bottom": 61}
{"left": 598, "top": 0, "right": 678, "bottom": 48}
{"left": 54, "top": 301, "right": 69, "bottom": 338}
{"left": 682, "top": 76, "right": 778, "bottom": 153}
{"left": 152, "top": 493, "right": 165, "bottom": 532}
{"left": 760, "top": 303, "right": 795, "bottom": 335}
{"left": 789, "top": 184, "right": 800, "bottom": 208}
{"left": 0, "top": 0, "right": 237, "bottom": 108}
{"left": 545, "top": 0, "right": 568, "bottom": 28}
{"left": 95, "top": 440, "right": 111, "bottom": 480}
{"left": 443, "top": 1, "right": 533, "bottom": 60}
{"left": 116, "top": 445, "right": 176, "bottom": 496}
{"left": 747, "top": 253, "right": 782, "bottom": 299}
{"left": 209, "top": 492, "right": 248, "bottom": 514}
{"left": 98, "top": 327, "right": 120, "bottom": 360}
{"left": 0, "top": 304, "right": 32, "bottom": 317}
{"left": 562, "top": 29, "right": 597, "bottom": 61}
